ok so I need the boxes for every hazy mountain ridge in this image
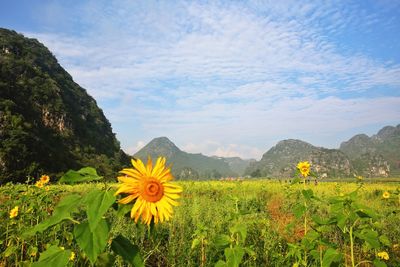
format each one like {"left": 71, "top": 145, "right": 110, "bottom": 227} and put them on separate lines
{"left": 244, "top": 139, "right": 353, "bottom": 178}
{"left": 339, "top": 124, "right": 400, "bottom": 177}
{"left": 134, "top": 137, "right": 236, "bottom": 179}
{"left": 245, "top": 125, "right": 398, "bottom": 178}
{"left": 211, "top": 156, "right": 255, "bottom": 176}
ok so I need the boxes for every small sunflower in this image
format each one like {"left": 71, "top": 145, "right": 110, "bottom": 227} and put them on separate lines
{"left": 297, "top": 161, "right": 311, "bottom": 177}
{"left": 382, "top": 191, "right": 390, "bottom": 199}
{"left": 115, "top": 157, "right": 182, "bottom": 225}
{"left": 9, "top": 206, "right": 19, "bottom": 218}
{"left": 35, "top": 181, "right": 44, "bottom": 188}
{"left": 69, "top": 252, "right": 75, "bottom": 261}
{"left": 377, "top": 251, "right": 389, "bottom": 260}
{"left": 40, "top": 175, "right": 50, "bottom": 184}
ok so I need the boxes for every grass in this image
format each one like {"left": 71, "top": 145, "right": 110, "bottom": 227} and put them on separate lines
{"left": 1, "top": 179, "right": 400, "bottom": 266}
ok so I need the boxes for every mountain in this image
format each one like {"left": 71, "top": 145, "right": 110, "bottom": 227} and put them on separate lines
{"left": 244, "top": 139, "right": 353, "bottom": 178}
{"left": 134, "top": 137, "right": 236, "bottom": 179}
{"left": 212, "top": 156, "right": 255, "bottom": 176}
{"left": 339, "top": 124, "right": 400, "bottom": 177}
{"left": 0, "top": 28, "right": 129, "bottom": 183}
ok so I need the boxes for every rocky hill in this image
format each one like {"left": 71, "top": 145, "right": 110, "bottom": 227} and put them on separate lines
{"left": 134, "top": 137, "right": 236, "bottom": 179}
{"left": 339, "top": 124, "right": 400, "bottom": 177}
{"left": 0, "top": 28, "right": 129, "bottom": 183}
{"left": 244, "top": 139, "right": 353, "bottom": 178}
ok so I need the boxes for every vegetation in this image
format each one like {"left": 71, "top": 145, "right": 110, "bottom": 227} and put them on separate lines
{"left": 134, "top": 137, "right": 236, "bottom": 179}
{"left": 1, "top": 175, "right": 399, "bottom": 266}
{"left": 0, "top": 28, "right": 129, "bottom": 184}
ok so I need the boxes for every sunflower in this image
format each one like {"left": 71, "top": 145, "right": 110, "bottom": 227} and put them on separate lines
{"left": 382, "top": 191, "right": 390, "bottom": 199}
{"left": 377, "top": 251, "right": 389, "bottom": 260}
{"left": 297, "top": 161, "right": 311, "bottom": 177}
{"left": 40, "top": 175, "right": 50, "bottom": 184}
{"left": 35, "top": 181, "right": 44, "bottom": 188}
{"left": 9, "top": 206, "right": 19, "bottom": 218}
{"left": 115, "top": 157, "right": 182, "bottom": 225}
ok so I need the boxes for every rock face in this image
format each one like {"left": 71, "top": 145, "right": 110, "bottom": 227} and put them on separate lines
{"left": 339, "top": 124, "right": 400, "bottom": 177}
{"left": 134, "top": 137, "right": 236, "bottom": 179}
{"left": 245, "top": 139, "right": 353, "bottom": 178}
{"left": 0, "top": 28, "right": 128, "bottom": 183}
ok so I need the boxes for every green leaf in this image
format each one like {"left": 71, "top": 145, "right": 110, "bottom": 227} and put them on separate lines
{"left": 32, "top": 246, "right": 71, "bottom": 267}
{"left": 59, "top": 167, "right": 102, "bottom": 184}
{"left": 302, "top": 189, "right": 314, "bottom": 200}
{"left": 215, "top": 260, "right": 228, "bottom": 267}
{"left": 355, "top": 229, "right": 380, "bottom": 249}
{"left": 3, "top": 245, "right": 16, "bottom": 257}
{"left": 96, "top": 252, "right": 116, "bottom": 267}
{"left": 353, "top": 204, "right": 378, "bottom": 219}
{"left": 214, "top": 234, "right": 231, "bottom": 248}
{"left": 191, "top": 238, "right": 200, "bottom": 249}
{"left": 229, "top": 223, "right": 247, "bottom": 242}
{"left": 312, "top": 215, "right": 336, "bottom": 225}
{"left": 24, "top": 194, "right": 81, "bottom": 237}
{"left": 335, "top": 213, "right": 347, "bottom": 232}
{"left": 117, "top": 203, "right": 132, "bottom": 217}
{"left": 111, "top": 235, "right": 144, "bottom": 267}
{"left": 321, "top": 248, "right": 342, "bottom": 267}
{"left": 379, "top": 235, "right": 391, "bottom": 246}
{"left": 84, "top": 189, "right": 116, "bottom": 231}
{"left": 291, "top": 177, "right": 301, "bottom": 185}
{"left": 293, "top": 204, "right": 306, "bottom": 219}
{"left": 373, "top": 259, "right": 387, "bottom": 267}
{"left": 224, "top": 246, "right": 245, "bottom": 267}
{"left": 74, "top": 219, "right": 109, "bottom": 264}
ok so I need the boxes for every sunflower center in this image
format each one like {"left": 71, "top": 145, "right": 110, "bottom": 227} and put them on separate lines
{"left": 141, "top": 179, "right": 164, "bottom": 202}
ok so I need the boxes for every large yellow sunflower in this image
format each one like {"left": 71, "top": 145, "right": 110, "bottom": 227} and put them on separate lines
{"left": 115, "top": 157, "right": 182, "bottom": 225}
{"left": 297, "top": 161, "right": 311, "bottom": 177}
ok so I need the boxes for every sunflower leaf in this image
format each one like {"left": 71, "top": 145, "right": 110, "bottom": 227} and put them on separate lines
{"left": 24, "top": 194, "right": 82, "bottom": 237}
{"left": 321, "top": 248, "right": 342, "bottom": 267}
{"left": 85, "top": 189, "right": 116, "bottom": 231}
{"left": 74, "top": 219, "right": 110, "bottom": 264}
{"left": 111, "top": 235, "right": 144, "bottom": 267}
{"left": 32, "top": 245, "right": 71, "bottom": 267}
{"left": 59, "top": 167, "right": 103, "bottom": 184}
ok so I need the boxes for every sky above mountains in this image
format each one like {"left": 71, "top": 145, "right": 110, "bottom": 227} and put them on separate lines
{"left": 1, "top": 0, "right": 400, "bottom": 159}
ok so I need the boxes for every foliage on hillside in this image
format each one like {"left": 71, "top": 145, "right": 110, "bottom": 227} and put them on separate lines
{"left": 340, "top": 124, "right": 400, "bottom": 177}
{"left": 0, "top": 28, "right": 129, "bottom": 183}
{"left": 244, "top": 139, "right": 353, "bottom": 178}
{"left": 134, "top": 137, "right": 236, "bottom": 179}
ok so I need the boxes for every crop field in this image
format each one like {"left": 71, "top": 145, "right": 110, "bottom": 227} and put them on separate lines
{"left": 1, "top": 178, "right": 400, "bottom": 267}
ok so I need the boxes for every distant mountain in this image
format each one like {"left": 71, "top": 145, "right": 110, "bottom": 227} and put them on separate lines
{"left": 244, "top": 139, "right": 353, "bottom": 178}
{"left": 0, "top": 28, "right": 129, "bottom": 183}
{"left": 134, "top": 137, "right": 236, "bottom": 179}
{"left": 212, "top": 156, "right": 255, "bottom": 176}
{"left": 339, "top": 124, "right": 400, "bottom": 177}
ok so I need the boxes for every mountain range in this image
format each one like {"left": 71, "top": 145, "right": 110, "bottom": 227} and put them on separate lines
{"left": 1, "top": 28, "right": 399, "bottom": 182}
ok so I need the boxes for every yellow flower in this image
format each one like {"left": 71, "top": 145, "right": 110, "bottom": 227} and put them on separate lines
{"left": 40, "top": 175, "right": 50, "bottom": 184}
{"left": 297, "top": 161, "right": 311, "bottom": 177}
{"left": 356, "top": 175, "right": 363, "bottom": 181}
{"left": 382, "top": 191, "right": 390, "bottom": 199}
{"left": 45, "top": 186, "right": 50, "bottom": 191}
{"left": 377, "top": 251, "right": 389, "bottom": 260}
{"left": 69, "top": 252, "right": 75, "bottom": 261}
{"left": 9, "top": 206, "right": 19, "bottom": 218}
{"left": 35, "top": 181, "right": 44, "bottom": 188}
{"left": 115, "top": 157, "right": 182, "bottom": 225}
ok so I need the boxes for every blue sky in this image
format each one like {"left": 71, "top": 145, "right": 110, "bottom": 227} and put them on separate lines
{"left": 1, "top": 0, "right": 400, "bottom": 159}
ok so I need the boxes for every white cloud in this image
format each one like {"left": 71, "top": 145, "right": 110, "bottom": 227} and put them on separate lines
{"left": 22, "top": 1, "right": 400, "bottom": 159}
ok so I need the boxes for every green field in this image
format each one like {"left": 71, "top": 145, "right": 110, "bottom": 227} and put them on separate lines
{"left": 1, "top": 180, "right": 400, "bottom": 266}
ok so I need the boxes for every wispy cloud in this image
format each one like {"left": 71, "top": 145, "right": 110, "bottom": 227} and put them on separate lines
{"left": 22, "top": 0, "right": 400, "bottom": 159}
